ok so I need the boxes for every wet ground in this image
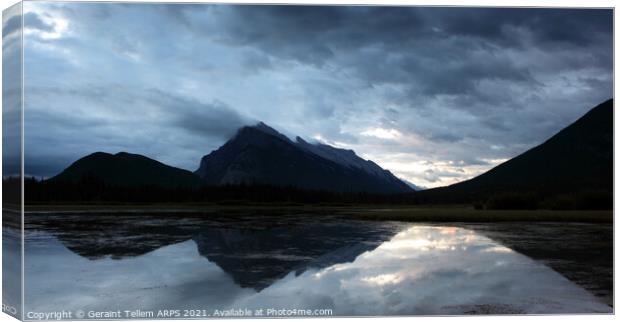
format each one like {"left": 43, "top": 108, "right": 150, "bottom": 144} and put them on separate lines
{"left": 460, "top": 222, "right": 613, "bottom": 307}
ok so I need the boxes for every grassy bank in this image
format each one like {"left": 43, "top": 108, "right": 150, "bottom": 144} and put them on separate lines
{"left": 24, "top": 202, "right": 355, "bottom": 212}
{"left": 23, "top": 203, "right": 613, "bottom": 223}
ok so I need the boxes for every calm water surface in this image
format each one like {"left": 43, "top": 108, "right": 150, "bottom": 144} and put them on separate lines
{"left": 3, "top": 225, "right": 22, "bottom": 317}
{"left": 22, "top": 212, "right": 611, "bottom": 316}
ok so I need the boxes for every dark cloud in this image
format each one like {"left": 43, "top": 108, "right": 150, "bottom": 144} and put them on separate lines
{"left": 24, "top": 12, "right": 55, "bottom": 32}
{"left": 202, "top": 6, "right": 611, "bottom": 109}
{"left": 418, "top": 8, "right": 612, "bottom": 48}
{"left": 2, "top": 14, "right": 20, "bottom": 37}
{"left": 22, "top": 83, "right": 251, "bottom": 176}
{"left": 213, "top": 6, "right": 612, "bottom": 60}
{"left": 427, "top": 132, "right": 463, "bottom": 143}
{"left": 163, "top": 95, "right": 249, "bottom": 140}
{"left": 4, "top": 11, "right": 57, "bottom": 39}
{"left": 213, "top": 6, "right": 347, "bottom": 66}
{"left": 136, "top": 89, "right": 251, "bottom": 140}
{"left": 241, "top": 50, "right": 273, "bottom": 72}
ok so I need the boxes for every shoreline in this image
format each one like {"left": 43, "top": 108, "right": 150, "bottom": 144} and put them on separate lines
{"left": 22, "top": 204, "right": 613, "bottom": 223}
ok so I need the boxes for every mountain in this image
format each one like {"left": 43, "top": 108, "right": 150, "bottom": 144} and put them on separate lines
{"left": 50, "top": 152, "right": 204, "bottom": 189}
{"left": 401, "top": 179, "right": 426, "bottom": 191}
{"left": 295, "top": 136, "right": 408, "bottom": 186}
{"left": 195, "top": 122, "right": 412, "bottom": 194}
{"left": 419, "top": 99, "right": 613, "bottom": 203}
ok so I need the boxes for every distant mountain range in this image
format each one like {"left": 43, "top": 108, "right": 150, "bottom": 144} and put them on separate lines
{"left": 194, "top": 122, "right": 412, "bottom": 194}
{"left": 418, "top": 99, "right": 613, "bottom": 203}
{"left": 51, "top": 123, "right": 413, "bottom": 194}
{"left": 49, "top": 99, "right": 612, "bottom": 200}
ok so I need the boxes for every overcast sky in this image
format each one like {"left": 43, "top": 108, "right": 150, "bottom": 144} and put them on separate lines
{"left": 9, "top": 3, "right": 613, "bottom": 187}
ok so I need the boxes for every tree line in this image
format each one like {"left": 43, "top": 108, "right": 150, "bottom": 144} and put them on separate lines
{"left": 16, "top": 176, "right": 413, "bottom": 205}
{"left": 3, "top": 176, "right": 611, "bottom": 210}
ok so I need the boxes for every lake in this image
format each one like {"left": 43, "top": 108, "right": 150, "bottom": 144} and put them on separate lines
{"left": 19, "top": 212, "right": 611, "bottom": 317}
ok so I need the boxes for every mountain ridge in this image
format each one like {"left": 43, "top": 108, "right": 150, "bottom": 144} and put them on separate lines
{"left": 195, "top": 123, "right": 413, "bottom": 194}
{"left": 417, "top": 98, "right": 613, "bottom": 205}
{"left": 50, "top": 151, "right": 205, "bottom": 189}
{"left": 49, "top": 124, "right": 416, "bottom": 194}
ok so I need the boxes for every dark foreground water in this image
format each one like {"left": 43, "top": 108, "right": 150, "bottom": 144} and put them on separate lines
{"left": 19, "top": 212, "right": 611, "bottom": 318}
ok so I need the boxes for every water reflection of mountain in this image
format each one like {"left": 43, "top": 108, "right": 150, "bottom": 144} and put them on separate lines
{"left": 26, "top": 213, "right": 201, "bottom": 259}
{"left": 193, "top": 222, "right": 399, "bottom": 290}
{"left": 26, "top": 212, "right": 401, "bottom": 289}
